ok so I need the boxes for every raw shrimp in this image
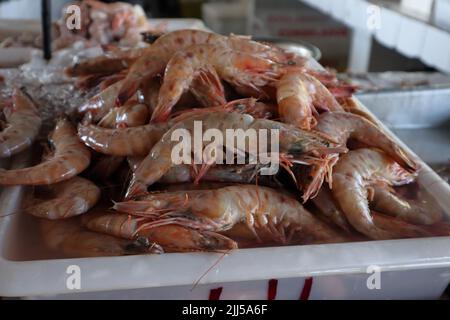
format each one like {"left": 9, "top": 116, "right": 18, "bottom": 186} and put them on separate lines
{"left": 65, "top": 48, "right": 144, "bottom": 77}
{"left": 116, "top": 29, "right": 289, "bottom": 105}
{"left": 40, "top": 218, "right": 161, "bottom": 258}
{"left": 75, "top": 73, "right": 110, "bottom": 90}
{"left": 0, "top": 119, "right": 91, "bottom": 185}
{"left": 138, "top": 78, "right": 161, "bottom": 113}
{"left": 115, "top": 185, "right": 348, "bottom": 244}
{"left": 276, "top": 69, "right": 343, "bottom": 130}
{"left": 24, "top": 177, "right": 100, "bottom": 220}
{"left": 0, "top": 88, "right": 42, "bottom": 158}
{"left": 78, "top": 80, "right": 124, "bottom": 122}
{"left": 312, "top": 186, "right": 353, "bottom": 233}
{"left": 315, "top": 112, "right": 418, "bottom": 172}
{"left": 90, "top": 154, "right": 125, "bottom": 180}
{"left": 78, "top": 122, "right": 169, "bottom": 156}
{"left": 370, "top": 184, "right": 442, "bottom": 225}
{"left": 82, "top": 210, "right": 237, "bottom": 252}
{"left": 159, "top": 163, "right": 281, "bottom": 187}
{"left": 98, "top": 101, "right": 150, "bottom": 128}
{"left": 312, "top": 186, "right": 432, "bottom": 238}
{"left": 332, "top": 148, "right": 418, "bottom": 239}
{"left": 126, "top": 112, "right": 340, "bottom": 199}
{"left": 151, "top": 43, "right": 281, "bottom": 122}
{"left": 172, "top": 98, "right": 278, "bottom": 122}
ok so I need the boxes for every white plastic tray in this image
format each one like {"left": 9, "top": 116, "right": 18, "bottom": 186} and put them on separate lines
{"left": 0, "top": 95, "right": 449, "bottom": 299}
{"left": 0, "top": 38, "right": 450, "bottom": 300}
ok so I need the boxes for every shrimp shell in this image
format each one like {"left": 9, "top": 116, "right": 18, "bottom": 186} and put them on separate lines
{"left": 78, "top": 122, "right": 169, "bottom": 156}
{"left": 40, "top": 218, "right": 161, "bottom": 258}
{"left": 126, "top": 112, "right": 338, "bottom": 199}
{"left": 117, "top": 29, "right": 290, "bottom": 105}
{"left": 276, "top": 69, "right": 343, "bottom": 130}
{"left": 82, "top": 210, "right": 237, "bottom": 252}
{"left": 332, "top": 148, "right": 418, "bottom": 239}
{"left": 0, "top": 119, "right": 91, "bottom": 185}
{"left": 315, "top": 112, "right": 418, "bottom": 172}
{"left": 24, "top": 177, "right": 101, "bottom": 220}
{"left": 116, "top": 185, "right": 348, "bottom": 245}
{"left": 0, "top": 88, "right": 42, "bottom": 158}
{"left": 151, "top": 43, "right": 281, "bottom": 122}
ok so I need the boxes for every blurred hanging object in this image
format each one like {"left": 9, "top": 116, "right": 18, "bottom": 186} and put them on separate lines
{"left": 41, "top": 0, "right": 52, "bottom": 61}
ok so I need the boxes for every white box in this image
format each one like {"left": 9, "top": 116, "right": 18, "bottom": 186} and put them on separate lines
{"left": 434, "top": 0, "right": 450, "bottom": 31}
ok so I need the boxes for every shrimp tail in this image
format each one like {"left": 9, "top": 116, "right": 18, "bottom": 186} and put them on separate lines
{"left": 140, "top": 226, "right": 238, "bottom": 253}
{"left": 372, "top": 211, "right": 433, "bottom": 238}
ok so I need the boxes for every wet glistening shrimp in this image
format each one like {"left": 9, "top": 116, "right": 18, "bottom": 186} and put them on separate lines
{"left": 78, "top": 122, "right": 169, "bottom": 156}
{"left": 82, "top": 210, "right": 237, "bottom": 253}
{"left": 0, "top": 88, "right": 42, "bottom": 158}
{"left": 116, "top": 29, "right": 290, "bottom": 105}
{"left": 40, "top": 218, "right": 161, "bottom": 258}
{"left": 331, "top": 148, "right": 418, "bottom": 240}
{"left": 315, "top": 112, "right": 418, "bottom": 172}
{"left": 151, "top": 43, "right": 281, "bottom": 122}
{"left": 313, "top": 185, "right": 432, "bottom": 239}
{"left": 172, "top": 98, "right": 277, "bottom": 122}
{"left": 276, "top": 69, "right": 343, "bottom": 130}
{"left": 126, "top": 112, "right": 339, "bottom": 199}
{"left": 0, "top": 119, "right": 91, "bottom": 185}
{"left": 24, "top": 177, "right": 101, "bottom": 220}
{"left": 370, "top": 184, "right": 442, "bottom": 225}
{"left": 115, "top": 185, "right": 348, "bottom": 245}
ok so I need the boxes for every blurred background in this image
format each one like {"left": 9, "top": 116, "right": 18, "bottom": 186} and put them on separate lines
{"left": 0, "top": 0, "right": 449, "bottom": 172}
{"left": 1, "top": 0, "right": 449, "bottom": 74}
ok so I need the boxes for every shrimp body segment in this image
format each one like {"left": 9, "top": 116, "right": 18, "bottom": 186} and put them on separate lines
{"left": 24, "top": 177, "right": 101, "bottom": 220}
{"left": 116, "top": 185, "right": 348, "bottom": 244}
{"left": 315, "top": 112, "right": 418, "bottom": 172}
{"left": 78, "top": 122, "right": 169, "bottom": 156}
{"left": 40, "top": 218, "right": 161, "bottom": 258}
{"left": 371, "top": 185, "right": 442, "bottom": 225}
{"left": 82, "top": 211, "right": 237, "bottom": 252}
{"left": 151, "top": 44, "right": 281, "bottom": 122}
{"left": 276, "top": 70, "right": 342, "bottom": 130}
{"left": 0, "top": 88, "right": 42, "bottom": 158}
{"left": 126, "top": 112, "right": 338, "bottom": 199}
{"left": 332, "top": 148, "right": 418, "bottom": 239}
{"left": 0, "top": 119, "right": 91, "bottom": 185}
{"left": 117, "top": 29, "right": 289, "bottom": 105}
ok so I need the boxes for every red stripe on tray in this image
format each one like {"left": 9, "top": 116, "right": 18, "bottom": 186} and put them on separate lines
{"left": 268, "top": 279, "right": 278, "bottom": 300}
{"left": 209, "top": 287, "right": 223, "bottom": 300}
{"left": 299, "top": 277, "right": 313, "bottom": 300}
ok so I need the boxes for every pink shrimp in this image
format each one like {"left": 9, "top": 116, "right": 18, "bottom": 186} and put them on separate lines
{"left": 0, "top": 88, "right": 42, "bottom": 158}
{"left": 115, "top": 185, "right": 349, "bottom": 245}
{"left": 116, "top": 29, "right": 290, "bottom": 106}
{"left": 276, "top": 68, "right": 343, "bottom": 130}
{"left": 0, "top": 118, "right": 91, "bottom": 185}
{"left": 332, "top": 148, "right": 420, "bottom": 239}
{"left": 151, "top": 43, "right": 281, "bottom": 122}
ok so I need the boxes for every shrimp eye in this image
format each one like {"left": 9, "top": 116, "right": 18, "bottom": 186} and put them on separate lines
{"left": 287, "top": 60, "right": 296, "bottom": 66}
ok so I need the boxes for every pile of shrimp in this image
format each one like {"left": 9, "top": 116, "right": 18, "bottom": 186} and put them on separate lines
{"left": 1, "top": 29, "right": 449, "bottom": 258}
{"left": 53, "top": 0, "right": 157, "bottom": 50}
